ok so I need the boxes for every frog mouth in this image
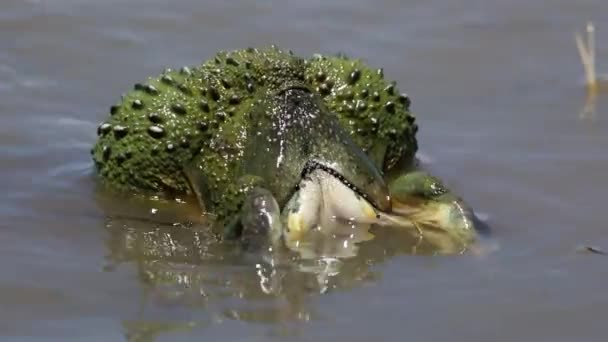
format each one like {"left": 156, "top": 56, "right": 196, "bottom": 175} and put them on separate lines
{"left": 298, "top": 159, "right": 386, "bottom": 213}
{"left": 281, "top": 160, "right": 385, "bottom": 244}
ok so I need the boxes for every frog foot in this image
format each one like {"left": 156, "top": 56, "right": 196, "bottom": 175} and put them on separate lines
{"left": 385, "top": 171, "right": 485, "bottom": 253}
{"left": 225, "top": 187, "right": 283, "bottom": 250}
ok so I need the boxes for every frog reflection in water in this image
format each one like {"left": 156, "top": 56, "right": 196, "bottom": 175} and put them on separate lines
{"left": 92, "top": 46, "right": 485, "bottom": 257}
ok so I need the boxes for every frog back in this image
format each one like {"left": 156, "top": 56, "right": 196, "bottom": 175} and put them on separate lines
{"left": 92, "top": 47, "right": 418, "bottom": 204}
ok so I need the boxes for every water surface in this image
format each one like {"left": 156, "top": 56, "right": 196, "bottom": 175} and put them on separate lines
{"left": 1, "top": 0, "right": 608, "bottom": 341}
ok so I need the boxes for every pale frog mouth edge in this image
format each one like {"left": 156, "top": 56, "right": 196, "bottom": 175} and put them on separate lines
{"left": 295, "top": 159, "right": 384, "bottom": 216}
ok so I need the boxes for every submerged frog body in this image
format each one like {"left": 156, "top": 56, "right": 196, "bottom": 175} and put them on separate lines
{"left": 92, "top": 46, "right": 482, "bottom": 253}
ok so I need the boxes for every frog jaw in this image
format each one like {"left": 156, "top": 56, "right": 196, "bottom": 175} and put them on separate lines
{"left": 280, "top": 167, "right": 382, "bottom": 248}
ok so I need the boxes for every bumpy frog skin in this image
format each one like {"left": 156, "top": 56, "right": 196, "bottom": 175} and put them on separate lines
{"left": 92, "top": 46, "right": 481, "bottom": 252}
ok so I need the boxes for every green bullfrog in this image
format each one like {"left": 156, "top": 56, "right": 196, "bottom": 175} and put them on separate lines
{"left": 91, "top": 46, "right": 483, "bottom": 253}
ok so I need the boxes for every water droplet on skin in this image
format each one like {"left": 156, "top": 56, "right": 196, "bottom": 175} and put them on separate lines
{"left": 113, "top": 125, "right": 129, "bottom": 139}
{"left": 147, "top": 125, "right": 165, "bottom": 139}
{"left": 97, "top": 123, "right": 112, "bottom": 136}
{"left": 131, "top": 99, "right": 144, "bottom": 109}
{"left": 148, "top": 112, "right": 163, "bottom": 124}
{"left": 171, "top": 103, "right": 187, "bottom": 115}
{"left": 348, "top": 69, "right": 361, "bottom": 85}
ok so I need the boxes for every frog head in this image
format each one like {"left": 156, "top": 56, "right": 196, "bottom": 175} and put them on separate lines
{"left": 237, "top": 83, "right": 483, "bottom": 253}
{"left": 238, "top": 84, "right": 392, "bottom": 246}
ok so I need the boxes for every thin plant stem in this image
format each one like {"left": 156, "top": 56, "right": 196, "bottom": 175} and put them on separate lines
{"left": 575, "top": 21, "right": 598, "bottom": 91}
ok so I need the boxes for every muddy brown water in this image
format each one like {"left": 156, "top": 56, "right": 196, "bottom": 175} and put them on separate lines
{"left": 1, "top": 0, "right": 608, "bottom": 341}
